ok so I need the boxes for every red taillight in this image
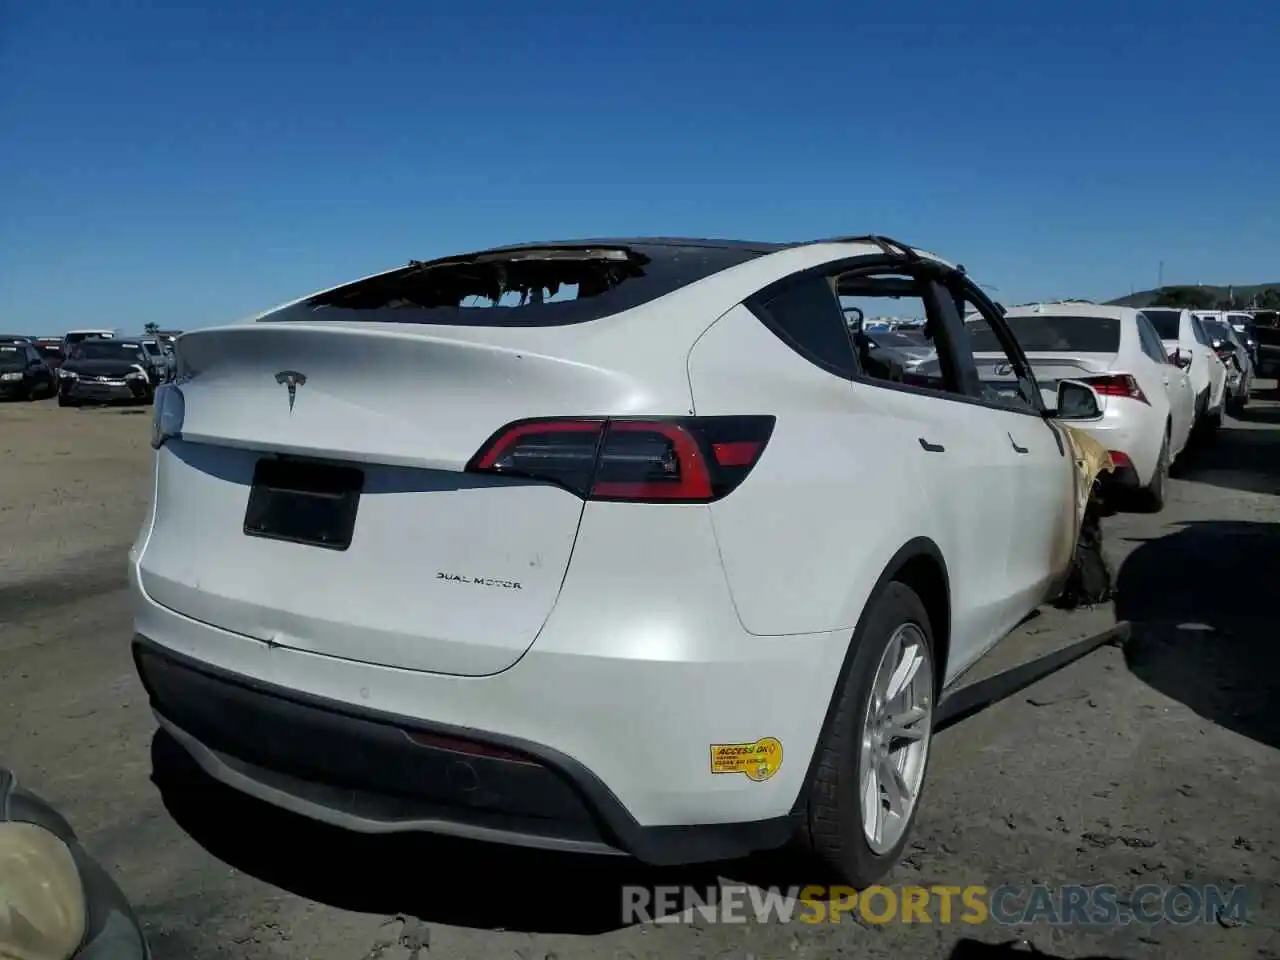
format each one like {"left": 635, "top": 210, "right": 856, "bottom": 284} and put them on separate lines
{"left": 1080, "top": 374, "right": 1148, "bottom": 405}
{"left": 466, "top": 416, "right": 776, "bottom": 503}
{"left": 1109, "top": 450, "right": 1132, "bottom": 467}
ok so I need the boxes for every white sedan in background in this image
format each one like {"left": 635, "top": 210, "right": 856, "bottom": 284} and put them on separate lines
{"left": 1195, "top": 311, "right": 1254, "bottom": 413}
{"left": 1137, "top": 308, "right": 1228, "bottom": 433}
{"left": 964, "top": 302, "right": 1195, "bottom": 511}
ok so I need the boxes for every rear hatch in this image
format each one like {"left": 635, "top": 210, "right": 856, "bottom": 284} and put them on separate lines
{"left": 139, "top": 325, "right": 636, "bottom": 676}
{"left": 136, "top": 242, "right": 760, "bottom": 676}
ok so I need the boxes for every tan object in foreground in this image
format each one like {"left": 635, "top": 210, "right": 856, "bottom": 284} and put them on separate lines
{"left": 0, "top": 822, "right": 87, "bottom": 960}
{"left": 1062, "top": 424, "right": 1115, "bottom": 524}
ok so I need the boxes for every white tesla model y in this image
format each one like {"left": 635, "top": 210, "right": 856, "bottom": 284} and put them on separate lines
{"left": 131, "top": 235, "right": 1102, "bottom": 886}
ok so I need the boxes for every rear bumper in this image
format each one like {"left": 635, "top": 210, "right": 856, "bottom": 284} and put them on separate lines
{"left": 130, "top": 492, "right": 845, "bottom": 864}
{"left": 136, "top": 638, "right": 621, "bottom": 855}
{"left": 134, "top": 636, "right": 798, "bottom": 864}
{"left": 1099, "top": 461, "right": 1141, "bottom": 490}
{"left": 1065, "top": 403, "right": 1160, "bottom": 487}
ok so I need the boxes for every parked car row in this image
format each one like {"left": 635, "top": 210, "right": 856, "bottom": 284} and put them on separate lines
{"left": 847, "top": 300, "right": 1262, "bottom": 514}
{"left": 0, "top": 330, "right": 178, "bottom": 405}
{"left": 973, "top": 304, "right": 1230, "bottom": 513}
{"left": 1193, "top": 311, "right": 1255, "bottom": 413}
{"left": 0, "top": 338, "right": 58, "bottom": 400}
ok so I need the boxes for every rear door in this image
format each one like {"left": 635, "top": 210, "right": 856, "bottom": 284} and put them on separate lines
{"left": 1189, "top": 313, "right": 1227, "bottom": 405}
{"left": 1142, "top": 309, "right": 1205, "bottom": 399}
{"left": 838, "top": 270, "right": 1027, "bottom": 675}
{"left": 949, "top": 286, "right": 1076, "bottom": 620}
{"left": 1136, "top": 312, "right": 1194, "bottom": 454}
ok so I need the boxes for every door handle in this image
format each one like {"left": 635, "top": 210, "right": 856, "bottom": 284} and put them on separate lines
{"left": 1009, "top": 433, "right": 1029, "bottom": 454}
{"left": 918, "top": 438, "right": 945, "bottom": 453}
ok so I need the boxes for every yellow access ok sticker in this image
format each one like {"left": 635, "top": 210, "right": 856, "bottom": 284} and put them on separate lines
{"left": 710, "top": 737, "right": 783, "bottom": 782}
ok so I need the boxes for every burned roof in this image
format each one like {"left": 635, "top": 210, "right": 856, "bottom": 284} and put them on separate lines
{"left": 288, "top": 239, "right": 785, "bottom": 324}
{"left": 476, "top": 236, "right": 792, "bottom": 255}
{"left": 260, "top": 235, "right": 933, "bottom": 328}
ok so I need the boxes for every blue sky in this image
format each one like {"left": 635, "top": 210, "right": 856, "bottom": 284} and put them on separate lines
{"left": 3, "top": 0, "right": 1277, "bottom": 333}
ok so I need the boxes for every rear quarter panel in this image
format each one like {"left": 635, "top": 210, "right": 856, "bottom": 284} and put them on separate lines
{"left": 686, "top": 303, "right": 934, "bottom": 637}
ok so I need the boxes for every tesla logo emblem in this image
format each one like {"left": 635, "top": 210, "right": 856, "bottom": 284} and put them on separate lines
{"left": 274, "top": 370, "right": 306, "bottom": 412}
{"left": 993, "top": 361, "right": 1013, "bottom": 376}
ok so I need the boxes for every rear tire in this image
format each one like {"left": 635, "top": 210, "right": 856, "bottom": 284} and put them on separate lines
{"left": 1193, "top": 390, "right": 1208, "bottom": 431}
{"left": 1135, "top": 433, "right": 1169, "bottom": 513}
{"left": 797, "top": 582, "right": 936, "bottom": 888}
{"left": 1205, "top": 393, "right": 1225, "bottom": 433}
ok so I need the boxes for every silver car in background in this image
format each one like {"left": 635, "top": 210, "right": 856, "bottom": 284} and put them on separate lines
{"left": 136, "top": 336, "right": 174, "bottom": 384}
{"left": 865, "top": 328, "right": 936, "bottom": 372}
{"left": 1197, "top": 314, "right": 1253, "bottom": 413}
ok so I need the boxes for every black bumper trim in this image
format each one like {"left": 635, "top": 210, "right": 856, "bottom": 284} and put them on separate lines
{"left": 132, "top": 636, "right": 796, "bottom": 865}
{"left": 1099, "top": 463, "right": 1140, "bottom": 489}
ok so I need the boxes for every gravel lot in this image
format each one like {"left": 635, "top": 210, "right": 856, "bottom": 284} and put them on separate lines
{"left": 1, "top": 393, "right": 1277, "bottom": 960}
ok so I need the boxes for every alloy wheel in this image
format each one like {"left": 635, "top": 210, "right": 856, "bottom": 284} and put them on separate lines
{"left": 859, "top": 623, "right": 934, "bottom": 854}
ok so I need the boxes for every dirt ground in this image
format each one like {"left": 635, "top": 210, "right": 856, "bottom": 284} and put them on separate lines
{"left": 1, "top": 393, "right": 1277, "bottom": 960}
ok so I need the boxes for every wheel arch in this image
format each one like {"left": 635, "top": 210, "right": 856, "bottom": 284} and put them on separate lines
{"left": 891, "top": 543, "right": 951, "bottom": 683}
{"left": 789, "top": 536, "right": 950, "bottom": 814}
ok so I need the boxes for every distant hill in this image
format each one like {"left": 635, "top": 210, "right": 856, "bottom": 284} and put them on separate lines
{"left": 1106, "top": 283, "right": 1280, "bottom": 309}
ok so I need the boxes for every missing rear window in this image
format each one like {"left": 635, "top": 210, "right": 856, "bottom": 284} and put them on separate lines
{"left": 318, "top": 248, "right": 646, "bottom": 311}
{"left": 260, "top": 241, "right": 772, "bottom": 328}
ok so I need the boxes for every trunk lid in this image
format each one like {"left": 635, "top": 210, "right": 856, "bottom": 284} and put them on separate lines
{"left": 137, "top": 322, "right": 679, "bottom": 676}
{"left": 973, "top": 352, "right": 1118, "bottom": 408}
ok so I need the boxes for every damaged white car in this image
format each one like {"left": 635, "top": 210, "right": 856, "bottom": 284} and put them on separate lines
{"left": 132, "top": 234, "right": 1109, "bottom": 887}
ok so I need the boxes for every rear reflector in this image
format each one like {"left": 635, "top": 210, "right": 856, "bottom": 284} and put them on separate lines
{"left": 1109, "top": 450, "right": 1133, "bottom": 468}
{"left": 466, "top": 416, "right": 776, "bottom": 503}
{"left": 403, "top": 730, "right": 539, "bottom": 765}
{"left": 1079, "top": 374, "right": 1148, "bottom": 405}
{"left": 711, "top": 441, "right": 762, "bottom": 467}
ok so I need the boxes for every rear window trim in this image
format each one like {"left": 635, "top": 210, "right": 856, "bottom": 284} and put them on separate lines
{"left": 258, "top": 243, "right": 773, "bottom": 329}
{"left": 743, "top": 274, "right": 859, "bottom": 380}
